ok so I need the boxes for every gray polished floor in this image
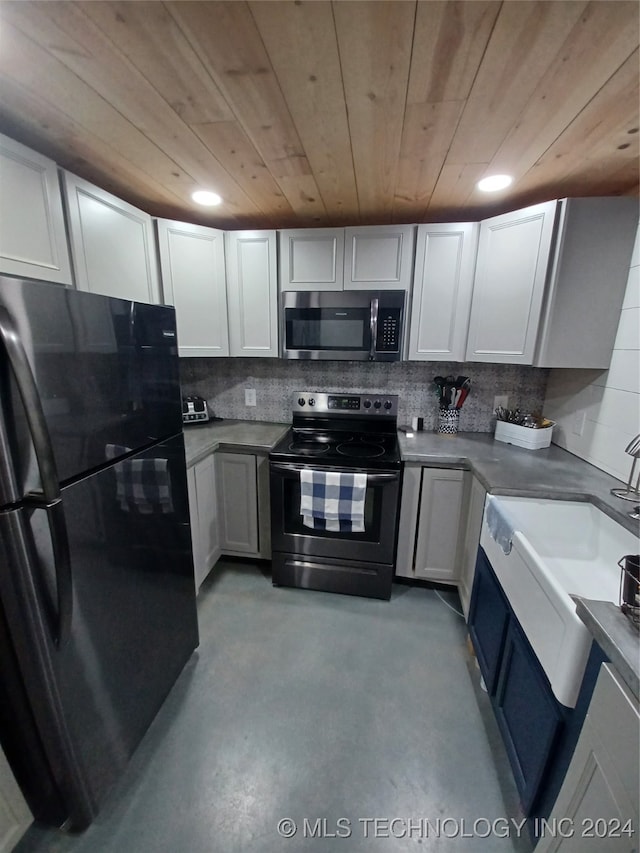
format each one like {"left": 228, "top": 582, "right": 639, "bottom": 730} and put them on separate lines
{"left": 16, "top": 562, "right": 532, "bottom": 852}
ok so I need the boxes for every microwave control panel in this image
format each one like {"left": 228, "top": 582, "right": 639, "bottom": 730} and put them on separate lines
{"left": 376, "top": 308, "right": 402, "bottom": 352}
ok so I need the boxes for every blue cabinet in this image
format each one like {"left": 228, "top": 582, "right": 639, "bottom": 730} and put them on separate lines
{"left": 468, "top": 547, "right": 509, "bottom": 694}
{"left": 469, "top": 546, "right": 605, "bottom": 821}
{"left": 494, "top": 618, "right": 564, "bottom": 812}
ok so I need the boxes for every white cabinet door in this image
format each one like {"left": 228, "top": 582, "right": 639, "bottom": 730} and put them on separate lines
{"left": 0, "top": 744, "right": 31, "bottom": 853}
{"left": 534, "top": 197, "right": 639, "bottom": 368}
{"left": 187, "top": 454, "right": 221, "bottom": 590}
{"left": 0, "top": 133, "right": 72, "bottom": 285}
{"left": 408, "top": 222, "right": 478, "bottom": 361}
{"left": 216, "top": 452, "right": 259, "bottom": 555}
{"left": 459, "top": 475, "right": 486, "bottom": 619}
{"left": 156, "top": 219, "right": 229, "bottom": 357}
{"left": 396, "top": 465, "right": 467, "bottom": 585}
{"left": 63, "top": 172, "right": 160, "bottom": 303}
{"left": 535, "top": 664, "right": 639, "bottom": 852}
{"left": 466, "top": 200, "right": 557, "bottom": 364}
{"left": 344, "top": 225, "right": 415, "bottom": 291}
{"left": 278, "top": 229, "right": 344, "bottom": 291}
{"left": 225, "top": 230, "right": 278, "bottom": 357}
{"left": 414, "top": 468, "right": 466, "bottom": 583}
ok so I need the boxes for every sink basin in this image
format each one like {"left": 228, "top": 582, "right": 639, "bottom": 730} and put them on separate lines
{"left": 480, "top": 496, "right": 639, "bottom": 707}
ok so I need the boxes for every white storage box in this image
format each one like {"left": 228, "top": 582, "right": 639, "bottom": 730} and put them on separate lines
{"left": 494, "top": 419, "right": 554, "bottom": 450}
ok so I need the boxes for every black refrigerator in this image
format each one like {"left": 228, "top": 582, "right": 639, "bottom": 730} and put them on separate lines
{"left": 0, "top": 276, "right": 199, "bottom": 830}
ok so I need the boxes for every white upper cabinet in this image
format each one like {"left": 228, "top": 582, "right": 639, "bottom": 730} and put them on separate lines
{"left": 466, "top": 201, "right": 557, "bottom": 364}
{"left": 0, "top": 133, "right": 72, "bottom": 285}
{"left": 533, "top": 197, "right": 639, "bottom": 368}
{"left": 465, "top": 197, "right": 638, "bottom": 367}
{"left": 63, "top": 172, "right": 161, "bottom": 304}
{"left": 225, "top": 230, "right": 278, "bottom": 357}
{"left": 156, "top": 219, "right": 229, "bottom": 357}
{"left": 278, "top": 225, "right": 415, "bottom": 292}
{"left": 344, "top": 225, "right": 415, "bottom": 291}
{"left": 408, "top": 222, "right": 478, "bottom": 361}
{"left": 278, "top": 228, "right": 344, "bottom": 291}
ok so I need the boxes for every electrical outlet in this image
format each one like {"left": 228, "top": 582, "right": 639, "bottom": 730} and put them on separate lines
{"left": 493, "top": 395, "right": 509, "bottom": 411}
{"left": 244, "top": 388, "right": 256, "bottom": 407}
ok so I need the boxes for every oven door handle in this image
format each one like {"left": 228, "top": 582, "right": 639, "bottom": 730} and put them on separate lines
{"left": 269, "top": 462, "right": 399, "bottom": 483}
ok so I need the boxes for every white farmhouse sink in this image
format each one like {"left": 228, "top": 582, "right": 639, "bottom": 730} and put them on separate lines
{"left": 480, "top": 496, "right": 639, "bottom": 708}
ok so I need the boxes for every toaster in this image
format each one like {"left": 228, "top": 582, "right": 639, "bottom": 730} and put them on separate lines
{"left": 182, "top": 396, "right": 210, "bottom": 424}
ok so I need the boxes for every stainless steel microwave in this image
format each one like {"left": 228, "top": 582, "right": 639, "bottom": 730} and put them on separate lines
{"left": 281, "top": 290, "right": 405, "bottom": 361}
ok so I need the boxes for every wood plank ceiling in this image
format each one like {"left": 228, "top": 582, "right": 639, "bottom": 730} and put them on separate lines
{"left": 0, "top": 0, "right": 637, "bottom": 229}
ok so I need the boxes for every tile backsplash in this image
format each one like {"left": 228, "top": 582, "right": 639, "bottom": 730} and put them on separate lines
{"left": 180, "top": 358, "right": 549, "bottom": 432}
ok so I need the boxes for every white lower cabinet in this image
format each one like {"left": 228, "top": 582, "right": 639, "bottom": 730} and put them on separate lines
{"left": 0, "top": 745, "right": 31, "bottom": 853}
{"left": 216, "top": 452, "right": 271, "bottom": 559}
{"left": 535, "top": 664, "right": 639, "bottom": 852}
{"left": 187, "top": 454, "right": 221, "bottom": 590}
{"left": 396, "top": 465, "right": 467, "bottom": 584}
{"left": 0, "top": 133, "right": 72, "bottom": 285}
{"left": 459, "top": 475, "right": 487, "bottom": 618}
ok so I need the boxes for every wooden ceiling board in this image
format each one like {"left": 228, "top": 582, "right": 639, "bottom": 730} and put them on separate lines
{"left": 0, "top": 76, "right": 188, "bottom": 216}
{"left": 333, "top": 1, "right": 415, "bottom": 220}
{"left": 249, "top": 0, "right": 359, "bottom": 224}
{"left": 407, "top": 1, "right": 501, "bottom": 104}
{"left": 1, "top": 1, "right": 261, "bottom": 218}
{"left": 514, "top": 50, "right": 640, "bottom": 200}
{"left": 392, "top": 99, "right": 465, "bottom": 221}
{"left": 78, "top": 1, "right": 235, "bottom": 126}
{"left": 0, "top": 0, "right": 637, "bottom": 228}
{"left": 447, "top": 1, "right": 589, "bottom": 166}
{"left": 0, "top": 17, "right": 207, "bottom": 212}
{"left": 193, "top": 120, "right": 293, "bottom": 226}
{"left": 481, "top": 1, "right": 640, "bottom": 190}
{"left": 167, "top": 0, "right": 326, "bottom": 226}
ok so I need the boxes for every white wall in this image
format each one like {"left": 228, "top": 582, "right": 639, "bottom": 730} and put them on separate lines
{"left": 544, "top": 221, "right": 640, "bottom": 483}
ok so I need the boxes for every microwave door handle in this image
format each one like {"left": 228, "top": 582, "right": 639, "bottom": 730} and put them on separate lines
{"left": 369, "top": 298, "right": 379, "bottom": 361}
{"left": 0, "top": 305, "right": 72, "bottom": 645}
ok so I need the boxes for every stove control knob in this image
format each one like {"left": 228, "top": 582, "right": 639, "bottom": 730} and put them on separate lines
{"left": 374, "top": 400, "right": 382, "bottom": 409}
{"left": 384, "top": 400, "right": 393, "bottom": 410}
{"left": 363, "top": 399, "right": 372, "bottom": 409}
{"left": 308, "top": 397, "right": 315, "bottom": 407}
{"left": 297, "top": 397, "right": 306, "bottom": 407}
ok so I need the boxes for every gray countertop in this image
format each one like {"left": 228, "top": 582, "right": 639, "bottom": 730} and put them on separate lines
{"left": 183, "top": 419, "right": 289, "bottom": 466}
{"left": 574, "top": 598, "right": 639, "bottom": 699}
{"left": 399, "top": 430, "right": 639, "bottom": 535}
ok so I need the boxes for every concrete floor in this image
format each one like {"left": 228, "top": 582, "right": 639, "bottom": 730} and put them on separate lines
{"left": 16, "top": 562, "right": 532, "bottom": 853}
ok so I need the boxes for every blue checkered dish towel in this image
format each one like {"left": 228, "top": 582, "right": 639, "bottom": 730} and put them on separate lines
{"left": 300, "top": 469, "right": 367, "bottom": 533}
{"left": 106, "top": 444, "right": 173, "bottom": 514}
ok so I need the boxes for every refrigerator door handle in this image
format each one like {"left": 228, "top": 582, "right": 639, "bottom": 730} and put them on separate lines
{"left": 0, "top": 305, "right": 72, "bottom": 644}
{"left": 0, "top": 305, "right": 60, "bottom": 503}
{"left": 44, "top": 499, "right": 73, "bottom": 646}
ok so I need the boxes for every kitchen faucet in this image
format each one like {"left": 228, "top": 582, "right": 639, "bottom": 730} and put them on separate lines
{"left": 611, "top": 434, "right": 640, "bottom": 502}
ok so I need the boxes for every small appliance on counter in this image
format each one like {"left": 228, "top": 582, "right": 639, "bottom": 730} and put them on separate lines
{"left": 182, "top": 395, "right": 211, "bottom": 424}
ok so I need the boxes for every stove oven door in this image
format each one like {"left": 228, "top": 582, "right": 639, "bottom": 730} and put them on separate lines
{"left": 269, "top": 462, "right": 400, "bottom": 564}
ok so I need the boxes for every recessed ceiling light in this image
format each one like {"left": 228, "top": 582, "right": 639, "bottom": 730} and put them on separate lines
{"left": 477, "top": 174, "right": 513, "bottom": 193}
{"left": 191, "top": 190, "right": 222, "bottom": 206}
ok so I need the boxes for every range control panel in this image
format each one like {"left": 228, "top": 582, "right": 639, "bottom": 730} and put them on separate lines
{"left": 293, "top": 392, "right": 398, "bottom": 417}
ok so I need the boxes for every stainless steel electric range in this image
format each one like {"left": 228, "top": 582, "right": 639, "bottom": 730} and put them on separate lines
{"left": 269, "top": 392, "right": 402, "bottom": 600}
